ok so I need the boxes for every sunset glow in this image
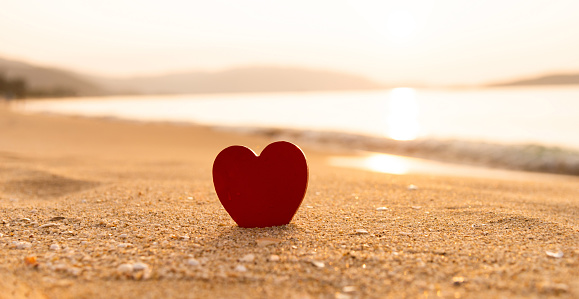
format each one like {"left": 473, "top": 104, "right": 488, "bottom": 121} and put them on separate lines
{"left": 1, "top": 1, "right": 578, "bottom": 85}
{"left": 386, "top": 10, "right": 417, "bottom": 42}
{"left": 2, "top": 1, "right": 579, "bottom": 297}
{"left": 387, "top": 88, "right": 420, "bottom": 141}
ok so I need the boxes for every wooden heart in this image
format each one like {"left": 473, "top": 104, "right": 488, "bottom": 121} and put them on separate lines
{"left": 212, "top": 141, "right": 308, "bottom": 228}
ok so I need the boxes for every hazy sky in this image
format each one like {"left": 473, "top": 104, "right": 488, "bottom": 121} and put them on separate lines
{"left": 1, "top": 0, "right": 578, "bottom": 85}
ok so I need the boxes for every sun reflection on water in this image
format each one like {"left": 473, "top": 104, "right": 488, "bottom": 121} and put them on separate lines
{"left": 387, "top": 88, "right": 420, "bottom": 140}
{"left": 362, "top": 154, "right": 409, "bottom": 174}
{"left": 328, "top": 154, "right": 410, "bottom": 175}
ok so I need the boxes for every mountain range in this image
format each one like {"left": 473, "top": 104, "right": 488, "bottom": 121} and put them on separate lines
{"left": 488, "top": 73, "right": 579, "bottom": 87}
{"left": 89, "top": 66, "right": 385, "bottom": 94}
{"left": 2, "top": 56, "right": 579, "bottom": 98}
{"left": 1, "top": 57, "right": 384, "bottom": 97}
{"left": 0, "top": 57, "right": 105, "bottom": 96}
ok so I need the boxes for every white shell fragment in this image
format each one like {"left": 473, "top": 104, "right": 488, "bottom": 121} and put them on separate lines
{"left": 187, "top": 258, "right": 201, "bottom": 266}
{"left": 407, "top": 184, "right": 418, "bottom": 190}
{"left": 39, "top": 223, "right": 59, "bottom": 229}
{"left": 132, "top": 262, "right": 148, "bottom": 271}
{"left": 546, "top": 251, "right": 564, "bottom": 258}
{"left": 117, "top": 262, "right": 151, "bottom": 280}
{"left": 13, "top": 241, "right": 32, "bottom": 249}
{"left": 117, "top": 243, "right": 133, "bottom": 248}
{"left": 256, "top": 237, "right": 283, "bottom": 247}
{"left": 239, "top": 254, "right": 255, "bottom": 262}
{"left": 117, "top": 263, "right": 134, "bottom": 274}
{"left": 234, "top": 265, "right": 247, "bottom": 272}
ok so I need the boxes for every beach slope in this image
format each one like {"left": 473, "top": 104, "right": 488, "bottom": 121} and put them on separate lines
{"left": 0, "top": 107, "right": 577, "bottom": 298}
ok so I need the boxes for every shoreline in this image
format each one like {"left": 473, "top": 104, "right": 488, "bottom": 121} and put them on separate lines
{"left": 8, "top": 105, "right": 579, "bottom": 184}
{"left": 14, "top": 100, "right": 579, "bottom": 177}
{"left": 1, "top": 106, "right": 578, "bottom": 298}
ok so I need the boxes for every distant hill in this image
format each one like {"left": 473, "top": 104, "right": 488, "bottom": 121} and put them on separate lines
{"left": 1, "top": 57, "right": 384, "bottom": 97}
{"left": 0, "top": 57, "right": 106, "bottom": 96}
{"left": 489, "top": 73, "right": 579, "bottom": 87}
{"left": 90, "top": 66, "right": 385, "bottom": 95}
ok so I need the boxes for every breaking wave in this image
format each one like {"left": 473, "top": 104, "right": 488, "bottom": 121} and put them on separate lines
{"left": 216, "top": 126, "right": 579, "bottom": 176}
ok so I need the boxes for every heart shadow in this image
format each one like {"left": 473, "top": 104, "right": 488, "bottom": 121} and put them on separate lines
{"left": 201, "top": 224, "right": 305, "bottom": 253}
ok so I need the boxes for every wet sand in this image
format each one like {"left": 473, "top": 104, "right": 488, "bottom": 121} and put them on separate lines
{"left": 0, "top": 106, "right": 578, "bottom": 299}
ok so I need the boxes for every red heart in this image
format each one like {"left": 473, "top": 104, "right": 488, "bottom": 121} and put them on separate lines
{"left": 212, "top": 141, "right": 308, "bottom": 228}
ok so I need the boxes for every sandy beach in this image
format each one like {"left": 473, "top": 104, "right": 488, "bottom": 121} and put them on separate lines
{"left": 0, "top": 106, "right": 577, "bottom": 299}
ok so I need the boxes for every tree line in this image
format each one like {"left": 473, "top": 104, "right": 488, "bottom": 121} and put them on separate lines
{"left": 0, "top": 73, "right": 77, "bottom": 99}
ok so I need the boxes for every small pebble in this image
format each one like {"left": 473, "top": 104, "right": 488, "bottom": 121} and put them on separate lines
{"left": 49, "top": 216, "right": 66, "bottom": 221}
{"left": 68, "top": 267, "right": 82, "bottom": 276}
{"left": 268, "top": 255, "right": 280, "bottom": 262}
{"left": 311, "top": 261, "right": 325, "bottom": 268}
{"left": 452, "top": 276, "right": 466, "bottom": 286}
{"left": 342, "top": 286, "right": 356, "bottom": 293}
{"left": 117, "top": 262, "right": 151, "bottom": 280}
{"left": 256, "top": 237, "right": 283, "bottom": 247}
{"left": 132, "top": 262, "right": 148, "bottom": 271}
{"left": 376, "top": 207, "right": 388, "bottom": 211}
{"left": 39, "top": 223, "right": 59, "bottom": 229}
{"left": 407, "top": 184, "right": 418, "bottom": 190}
{"left": 14, "top": 241, "right": 32, "bottom": 249}
{"left": 24, "top": 256, "right": 38, "bottom": 266}
{"left": 117, "top": 263, "right": 134, "bottom": 274}
{"left": 355, "top": 229, "right": 368, "bottom": 234}
{"left": 335, "top": 293, "right": 352, "bottom": 299}
{"left": 234, "top": 265, "right": 247, "bottom": 272}
{"left": 187, "top": 258, "right": 200, "bottom": 266}
{"left": 138, "top": 265, "right": 152, "bottom": 278}
{"left": 50, "top": 244, "right": 61, "bottom": 251}
{"left": 411, "top": 206, "right": 422, "bottom": 210}
{"left": 539, "top": 282, "right": 569, "bottom": 294}
{"left": 239, "top": 254, "right": 255, "bottom": 262}
{"left": 179, "top": 235, "right": 190, "bottom": 240}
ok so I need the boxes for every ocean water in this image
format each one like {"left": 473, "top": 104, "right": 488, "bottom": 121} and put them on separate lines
{"left": 19, "top": 87, "right": 579, "bottom": 175}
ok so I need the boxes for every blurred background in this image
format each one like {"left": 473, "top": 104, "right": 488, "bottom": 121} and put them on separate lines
{"left": 1, "top": 0, "right": 578, "bottom": 174}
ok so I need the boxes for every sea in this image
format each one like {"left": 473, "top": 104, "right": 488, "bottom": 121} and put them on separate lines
{"left": 17, "top": 86, "right": 579, "bottom": 175}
